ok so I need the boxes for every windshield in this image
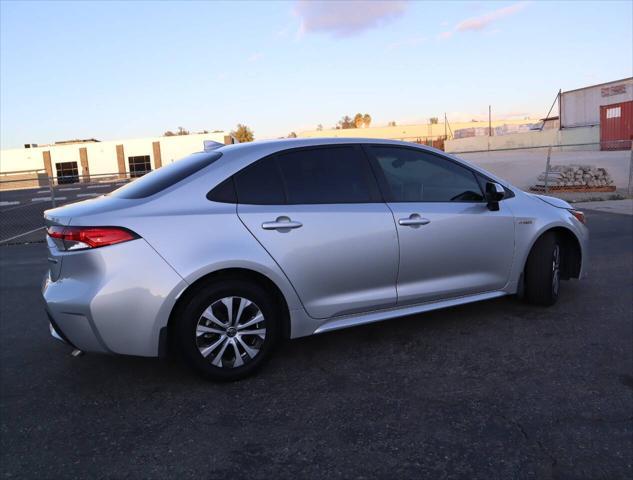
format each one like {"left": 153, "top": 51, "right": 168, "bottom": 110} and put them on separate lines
{"left": 110, "top": 151, "right": 222, "bottom": 199}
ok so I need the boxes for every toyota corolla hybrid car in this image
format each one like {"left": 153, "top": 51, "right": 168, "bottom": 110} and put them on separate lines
{"left": 43, "top": 138, "right": 588, "bottom": 380}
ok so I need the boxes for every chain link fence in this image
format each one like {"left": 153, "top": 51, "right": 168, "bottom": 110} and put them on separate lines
{"left": 2, "top": 141, "right": 632, "bottom": 246}
{"left": 449, "top": 140, "right": 633, "bottom": 202}
{"left": 0, "top": 172, "right": 136, "bottom": 246}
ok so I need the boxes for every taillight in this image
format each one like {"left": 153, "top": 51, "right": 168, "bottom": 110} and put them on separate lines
{"left": 47, "top": 226, "right": 139, "bottom": 251}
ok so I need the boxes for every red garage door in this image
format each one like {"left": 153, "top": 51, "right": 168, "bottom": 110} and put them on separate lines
{"left": 600, "top": 100, "right": 632, "bottom": 150}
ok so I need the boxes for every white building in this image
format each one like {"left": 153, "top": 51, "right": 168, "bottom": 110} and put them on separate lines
{"left": 0, "top": 131, "right": 234, "bottom": 183}
{"left": 560, "top": 77, "right": 632, "bottom": 128}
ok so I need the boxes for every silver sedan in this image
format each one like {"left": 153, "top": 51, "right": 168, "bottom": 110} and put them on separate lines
{"left": 43, "top": 138, "right": 588, "bottom": 380}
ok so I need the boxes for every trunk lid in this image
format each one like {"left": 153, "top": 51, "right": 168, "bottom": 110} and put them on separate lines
{"left": 43, "top": 195, "right": 135, "bottom": 227}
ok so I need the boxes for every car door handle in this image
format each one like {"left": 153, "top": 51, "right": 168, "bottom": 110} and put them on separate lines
{"left": 262, "top": 216, "right": 303, "bottom": 230}
{"left": 398, "top": 214, "right": 431, "bottom": 226}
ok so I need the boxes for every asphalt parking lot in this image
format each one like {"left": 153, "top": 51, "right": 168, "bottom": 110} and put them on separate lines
{"left": 0, "top": 210, "right": 631, "bottom": 479}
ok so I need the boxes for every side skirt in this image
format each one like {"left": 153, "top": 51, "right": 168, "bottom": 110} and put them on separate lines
{"left": 313, "top": 291, "right": 508, "bottom": 335}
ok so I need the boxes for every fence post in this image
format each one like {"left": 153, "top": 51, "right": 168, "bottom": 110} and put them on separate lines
{"left": 628, "top": 142, "right": 633, "bottom": 198}
{"left": 543, "top": 146, "right": 553, "bottom": 194}
{"left": 49, "top": 177, "right": 56, "bottom": 208}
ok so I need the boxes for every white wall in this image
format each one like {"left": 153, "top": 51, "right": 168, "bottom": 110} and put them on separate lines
{"left": 455, "top": 146, "right": 631, "bottom": 190}
{"left": 445, "top": 126, "right": 600, "bottom": 153}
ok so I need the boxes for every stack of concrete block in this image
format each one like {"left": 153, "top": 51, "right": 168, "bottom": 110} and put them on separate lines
{"left": 531, "top": 164, "right": 615, "bottom": 191}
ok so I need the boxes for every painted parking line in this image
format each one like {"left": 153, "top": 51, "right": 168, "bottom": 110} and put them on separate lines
{"left": 32, "top": 196, "right": 67, "bottom": 202}
{"left": 59, "top": 187, "right": 81, "bottom": 191}
{"left": 77, "top": 193, "right": 99, "bottom": 198}
{"left": 87, "top": 184, "right": 111, "bottom": 189}
{"left": 37, "top": 190, "right": 49, "bottom": 194}
{"left": 0, "top": 201, "right": 20, "bottom": 206}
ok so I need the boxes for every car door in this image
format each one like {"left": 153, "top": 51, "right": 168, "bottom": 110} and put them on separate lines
{"left": 236, "top": 145, "right": 399, "bottom": 319}
{"left": 366, "top": 145, "right": 515, "bottom": 305}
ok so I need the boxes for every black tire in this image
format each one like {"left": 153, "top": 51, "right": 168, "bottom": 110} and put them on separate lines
{"left": 524, "top": 232, "right": 561, "bottom": 306}
{"left": 175, "top": 279, "right": 280, "bottom": 381}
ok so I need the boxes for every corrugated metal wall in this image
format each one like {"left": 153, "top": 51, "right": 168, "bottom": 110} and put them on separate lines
{"left": 561, "top": 78, "right": 633, "bottom": 128}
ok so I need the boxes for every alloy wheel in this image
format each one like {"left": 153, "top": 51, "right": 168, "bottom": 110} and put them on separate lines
{"left": 195, "top": 296, "right": 266, "bottom": 368}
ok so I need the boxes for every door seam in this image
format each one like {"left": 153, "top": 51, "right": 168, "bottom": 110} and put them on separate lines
{"left": 383, "top": 202, "right": 401, "bottom": 304}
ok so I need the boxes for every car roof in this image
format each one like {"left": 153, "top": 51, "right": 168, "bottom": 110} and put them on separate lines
{"left": 217, "top": 137, "right": 443, "bottom": 157}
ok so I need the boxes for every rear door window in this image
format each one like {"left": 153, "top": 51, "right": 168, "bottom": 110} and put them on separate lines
{"left": 234, "top": 157, "right": 286, "bottom": 205}
{"left": 276, "top": 146, "right": 380, "bottom": 204}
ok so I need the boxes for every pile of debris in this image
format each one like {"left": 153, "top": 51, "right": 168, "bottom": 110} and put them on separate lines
{"left": 530, "top": 164, "right": 616, "bottom": 192}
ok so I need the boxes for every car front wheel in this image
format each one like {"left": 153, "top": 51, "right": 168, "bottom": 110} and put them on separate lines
{"left": 524, "top": 232, "right": 561, "bottom": 306}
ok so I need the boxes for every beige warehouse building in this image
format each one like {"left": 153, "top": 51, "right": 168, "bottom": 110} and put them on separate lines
{"left": 0, "top": 131, "right": 234, "bottom": 185}
{"left": 297, "top": 118, "right": 542, "bottom": 144}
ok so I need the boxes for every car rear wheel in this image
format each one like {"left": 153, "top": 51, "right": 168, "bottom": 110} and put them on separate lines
{"left": 175, "top": 280, "right": 279, "bottom": 381}
{"left": 524, "top": 232, "right": 561, "bottom": 306}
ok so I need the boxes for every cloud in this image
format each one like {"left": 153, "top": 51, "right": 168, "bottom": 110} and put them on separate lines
{"left": 294, "top": 0, "right": 408, "bottom": 38}
{"left": 440, "top": 1, "right": 529, "bottom": 39}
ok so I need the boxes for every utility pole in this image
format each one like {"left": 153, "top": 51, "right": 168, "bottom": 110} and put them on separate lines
{"left": 444, "top": 112, "right": 447, "bottom": 139}
{"left": 488, "top": 105, "right": 492, "bottom": 151}
{"left": 488, "top": 105, "right": 492, "bottom": 136}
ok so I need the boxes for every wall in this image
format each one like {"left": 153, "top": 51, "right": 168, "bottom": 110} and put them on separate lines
{"left": 561, "top": 78, "right": 633, "bottom": 128}
{"left": 297, "top": 118, "right": 541, "bottom": 141}
{"left": 456, "top": 148, "right": 631, "bottom": 190}
{"left": 0, "top": 132, "right": 228, "bottom": 176}
{"left": 445, "top": 126, "right": 600, "bottom": 153}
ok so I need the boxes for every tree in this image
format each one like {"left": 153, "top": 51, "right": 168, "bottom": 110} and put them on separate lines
{"left": 388, "top": 121, "right": 397, "bottom": 127}
{"left": 177, "top": 126, "right": 190, "bottom": 135}
{"left": 429, "top": 117, "right": 438, "bottom": 125}
{"left": 163, "top": 130, "right": 176, "bottom": 137}
{"left": 231, "top": 123, "right": 254, "bottom": 143}
{"left": 354, "top": 113, "right": 364, "bottom": 128}
{"left": 338, "top": 115, "right": 354, "bottom": 129}
{"left": 316, "top": 124, "right": 323, "bottom": 131}
{"left": 363, "top": 113, "right": 372, "bottom": 128}
{"left": 287, "top": 132, "right": 297, "bottom": 138}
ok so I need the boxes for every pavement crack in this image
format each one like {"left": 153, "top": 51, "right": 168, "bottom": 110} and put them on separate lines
{"left": 498, "top": 413, "right": 558, "bottom": 469}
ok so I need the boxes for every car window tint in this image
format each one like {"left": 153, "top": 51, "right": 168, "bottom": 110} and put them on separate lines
{"left": 111, "top": 151, "right": 222, "bottom": 199}
{"left": 207, "top": 177, "right": 237, "bottom": 203}
{"left": 234, "top": 157, "right": 285, "bottom": 205}
{"left": 370, "top": 147, "right": 484, "bottom": 202}
{"left": 276, "top": 147, "right": 377, "bottom": 204}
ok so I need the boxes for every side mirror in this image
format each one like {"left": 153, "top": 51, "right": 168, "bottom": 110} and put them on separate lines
{"left": 485, "top": 182, "right": 505, "bottom": 211}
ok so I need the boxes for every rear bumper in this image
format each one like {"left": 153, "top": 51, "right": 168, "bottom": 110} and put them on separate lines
{"left": 42, "top": 239, "right": 187, "bottom": 357}
{"left": 46, "top": 309, "right": 78, "bottom": 348}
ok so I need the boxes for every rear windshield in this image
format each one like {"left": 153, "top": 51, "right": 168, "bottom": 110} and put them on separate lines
{"left": 110, "top": 151, "right": 222, "bottom": 199}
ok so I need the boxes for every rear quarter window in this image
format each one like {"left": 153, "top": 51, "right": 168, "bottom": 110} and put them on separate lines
{"left": 111, "top": 151, "right": 222, "bottom": 199}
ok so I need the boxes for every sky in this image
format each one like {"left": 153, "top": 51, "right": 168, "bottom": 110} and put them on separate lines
{"left": 1, "top": 0, "right": 631, "bottom": 148}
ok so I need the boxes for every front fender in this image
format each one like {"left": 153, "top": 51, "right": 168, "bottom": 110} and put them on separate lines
{"left": 504, "top": 196, "right": 589, "bottom": 292}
